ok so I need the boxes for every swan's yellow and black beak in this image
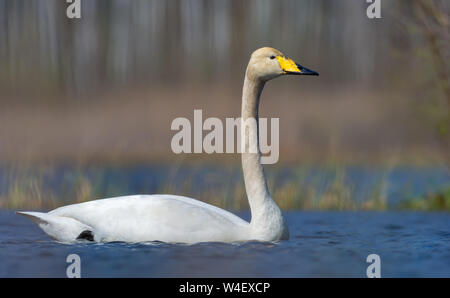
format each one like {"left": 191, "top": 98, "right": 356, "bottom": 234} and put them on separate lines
{"left": 276, "top": 56, "right": 319, "bottom": 76}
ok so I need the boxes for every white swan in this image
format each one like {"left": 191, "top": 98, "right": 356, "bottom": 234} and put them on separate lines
{"left": 17, "top": 47, "right": 318, "bottom": 244}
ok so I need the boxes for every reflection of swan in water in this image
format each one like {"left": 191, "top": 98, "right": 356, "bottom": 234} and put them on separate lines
{"left": 18, "top": 47, "right": 318, "bottom": 244}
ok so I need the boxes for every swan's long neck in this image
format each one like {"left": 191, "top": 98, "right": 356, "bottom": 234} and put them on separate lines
{"left": 241, "top": 73, "right": 287, "bottom": 238}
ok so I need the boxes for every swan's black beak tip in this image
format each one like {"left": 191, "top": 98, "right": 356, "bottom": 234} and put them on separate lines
{"left": 295, "top": 63, "right": 319, "bottom": 76}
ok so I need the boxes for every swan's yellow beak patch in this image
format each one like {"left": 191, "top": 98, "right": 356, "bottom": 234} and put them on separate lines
{"left": 276, "top": 56, "right": 319, "bottom": 76}
{"left": 276, "top": 56, "right": 301, "bottom": 74}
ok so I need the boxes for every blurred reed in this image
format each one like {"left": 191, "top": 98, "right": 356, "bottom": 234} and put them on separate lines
{"left": 1, "top": 162, "right": 448, "bottom": 211}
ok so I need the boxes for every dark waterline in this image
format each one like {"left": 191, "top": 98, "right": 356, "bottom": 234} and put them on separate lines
{"left": 1, "top": 210, "right": 449, "bottom": 277}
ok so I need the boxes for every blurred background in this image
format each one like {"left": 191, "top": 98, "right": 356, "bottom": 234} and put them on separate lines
{"left": 0, "top": 0, "right": 449, "bottom": 211}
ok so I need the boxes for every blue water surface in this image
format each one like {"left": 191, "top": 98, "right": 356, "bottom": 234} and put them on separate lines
{"left": 1, "top": 210, "right": 449, "bottom": 277}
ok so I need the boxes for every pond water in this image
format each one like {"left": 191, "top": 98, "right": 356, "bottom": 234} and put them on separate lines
{"left": 1, "top": 210, "right": 449, "bottom": 277}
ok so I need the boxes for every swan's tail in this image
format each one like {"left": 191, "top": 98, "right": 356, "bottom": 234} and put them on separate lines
{"left": 17, "top": 211, "right": 94, "bottom": 243}
{"left": 17, "top": 211, "right": 50, "bottom": 225}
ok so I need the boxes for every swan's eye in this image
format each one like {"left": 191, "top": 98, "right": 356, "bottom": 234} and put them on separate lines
{"left": 270, "top": 55, "right": 276, "bottom": 60}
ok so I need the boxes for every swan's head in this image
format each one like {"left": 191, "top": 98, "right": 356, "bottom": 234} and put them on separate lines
{"left": 246, "top": 47, "right": 319, "bottom": 82}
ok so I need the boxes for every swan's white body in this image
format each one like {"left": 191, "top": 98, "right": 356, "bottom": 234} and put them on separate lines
{"left": 18, "top": 47, "right": 318, "bottom": 244}
{"left": 19, "top": 195, "right": 251, "bottom": 243}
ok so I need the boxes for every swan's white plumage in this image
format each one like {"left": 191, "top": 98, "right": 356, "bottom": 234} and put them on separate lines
{"left": 17, "top": 47, "right": 318, "bottom": 244}
{"left": 20, "top": 195, "right": 250, "bottom": 243}
{"left": 17, "top": 211, "right": 93, "bottom": 243}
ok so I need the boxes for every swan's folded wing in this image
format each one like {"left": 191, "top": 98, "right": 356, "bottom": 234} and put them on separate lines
{"left": 47, "top": 195, "right": 249, "bottom": 243}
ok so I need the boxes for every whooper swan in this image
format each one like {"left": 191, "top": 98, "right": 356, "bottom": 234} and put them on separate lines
{"left": 17, "top": 47, "right": 318, "bottom": 244}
